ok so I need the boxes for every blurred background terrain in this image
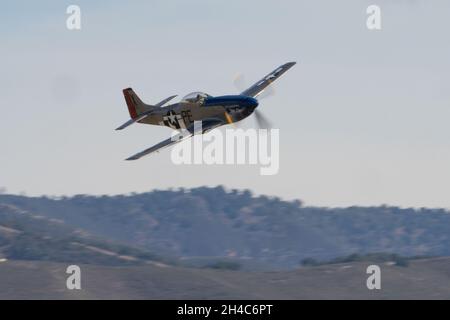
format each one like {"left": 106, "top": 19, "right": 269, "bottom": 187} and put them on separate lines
{"left": 1, "top": 186, "right": 450, "bottom": 299}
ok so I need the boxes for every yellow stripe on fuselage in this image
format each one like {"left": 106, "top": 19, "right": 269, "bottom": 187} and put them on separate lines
{"left": 224, "top": 112, "right": 233, "bottom": 124}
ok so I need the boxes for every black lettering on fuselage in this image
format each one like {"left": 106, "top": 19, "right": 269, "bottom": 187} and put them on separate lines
{"left": 181, "top": 110, "right": 193, "bottom": 125}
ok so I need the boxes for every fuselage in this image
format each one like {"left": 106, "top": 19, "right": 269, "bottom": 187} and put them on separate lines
{"left": 140, "top": 94, "right": 259, "bottom": 130}
{"left": 119, "top": 62, "right": 295, "bottom": 160}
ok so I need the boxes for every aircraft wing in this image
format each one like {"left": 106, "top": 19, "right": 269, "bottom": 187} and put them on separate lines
{"left": 125, "top": 131, "right": 193, "bottom": 160}
{"left": 240, "top": 62, "right": 296, "bottom": 98}
{"left": 125, "top": 118, "right": 223, "bottom": 160}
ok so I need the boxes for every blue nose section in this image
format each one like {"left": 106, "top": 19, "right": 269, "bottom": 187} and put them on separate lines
{"left": 245, "top": 97, "right": 259, "bottom": 109}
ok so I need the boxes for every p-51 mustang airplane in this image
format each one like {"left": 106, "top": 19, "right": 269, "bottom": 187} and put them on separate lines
{"left": 117, "top": 62, "right": 296, "bottom": 160}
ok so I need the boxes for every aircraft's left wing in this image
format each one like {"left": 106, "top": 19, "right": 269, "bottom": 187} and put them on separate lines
{"left": 240, "top": 62, "right": 296, "bottom": 98}
{"left": 125, "top": 119, "right": 223, "bottom": 160}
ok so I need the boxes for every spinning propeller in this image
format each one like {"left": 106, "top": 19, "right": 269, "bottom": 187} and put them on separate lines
{"left": 231, "top": 73, "right": 275, "bottom": 129}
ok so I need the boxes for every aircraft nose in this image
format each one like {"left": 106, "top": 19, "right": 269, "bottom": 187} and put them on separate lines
{"left": 248, "top": 97, "right": 259, "bottom": 109}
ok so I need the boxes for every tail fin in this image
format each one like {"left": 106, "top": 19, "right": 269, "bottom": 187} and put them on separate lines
{"left": 123, "top": 88, "right": 153, "bottom": 119}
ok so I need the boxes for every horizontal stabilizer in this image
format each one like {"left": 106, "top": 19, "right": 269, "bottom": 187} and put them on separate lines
{"left": 116, "top": 95, "right": 177, "bottom": 130}
{"left": 155, "top": 95, "right": 177, "bottom": 107}
{"left": 115, "top": 110, "right": 154, "bottom": 130}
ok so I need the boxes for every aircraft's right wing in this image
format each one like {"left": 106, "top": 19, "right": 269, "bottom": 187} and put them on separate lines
{"left": 125, "top": 131, "right": 193, "bottom": 160}
{"left": 125, "top": 118, "right": 223, "bottom": 160}
{"left": 240, "top": 62, "right": 296, "bottom": 98}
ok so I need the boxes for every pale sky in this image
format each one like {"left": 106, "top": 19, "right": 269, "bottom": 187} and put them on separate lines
{"left": 1, "top": 0, "right": 450, "bottom": 208}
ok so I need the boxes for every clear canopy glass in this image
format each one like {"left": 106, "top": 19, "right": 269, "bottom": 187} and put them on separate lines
{"left": 181, "top": 92, "right": 210, "bottom": 103}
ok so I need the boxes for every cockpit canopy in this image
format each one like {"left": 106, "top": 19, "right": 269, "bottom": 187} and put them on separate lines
{"left": 181, "top": 92, "right": 211, "bottom": 104}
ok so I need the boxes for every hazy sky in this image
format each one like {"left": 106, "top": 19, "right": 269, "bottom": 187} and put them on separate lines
{"left": 1, "top": 0, "right": 450, "bottom": 208}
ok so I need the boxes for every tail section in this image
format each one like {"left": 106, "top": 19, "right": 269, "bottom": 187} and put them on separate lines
{"left": 122, "top": 88, "right": 153, "bottom": 119}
